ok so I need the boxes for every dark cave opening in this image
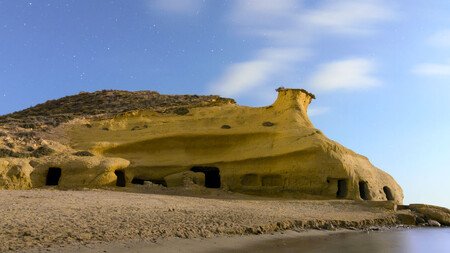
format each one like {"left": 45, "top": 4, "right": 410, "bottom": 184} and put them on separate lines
{"left": 46, "top": 167, "right": 61, "bottom": 186}
{"left": 131, "top": 178, "right": 145, "bottom": 185}
{"left": 131, "top": 177, "right": 167, "bottom": 187}
{"left": 336, "top": 179, "right": 348, "bottom": 198}
{"left": 115, "top": 170, "right": 126, "bottom": 187}
{"left": 359, "top": 181, "right": 370, "bottom": 200}
{"left": 383, "top": 186, "right": 394, "bottom": 201}
{"left": 191, "top": 166, "right": 221, "bottom": 188}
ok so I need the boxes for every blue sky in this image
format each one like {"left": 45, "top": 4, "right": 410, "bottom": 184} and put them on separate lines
{"left": 0, "top": 0, "right": 449, "bottom": 207}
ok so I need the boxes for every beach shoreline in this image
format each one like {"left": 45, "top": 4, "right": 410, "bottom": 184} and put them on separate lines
{"left": 22, "top": 227, "right": 450, "bottom": 253}
{"left": 0, "top": 188, "right": 437, "bottom": 252}
{"left": 29, "top": 229, "right": 358, "bottom": 253}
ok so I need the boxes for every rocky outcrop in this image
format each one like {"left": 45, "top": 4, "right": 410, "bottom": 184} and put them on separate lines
{"left": 0, "top": 155, "right": 129, "bottom": 189}
{"left": 0, "top": 158, "right": 34, "bottom": 189}
{"left": 409, "top": 204, "right": 450, "bottom": 226}
{"left": 0, "top": 88, "right": 403, "bottom": 204}
{"left": 0, "top": 90, "right": 235, "bottom": 128}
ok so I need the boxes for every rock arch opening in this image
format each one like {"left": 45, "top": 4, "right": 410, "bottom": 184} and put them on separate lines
{"left": 191, "top": 166, "right": 221, "bottom": 188}
{"left": 383, "top": 186, "right": 394, "bottom": 201}
{"left": 336, "top": 179, "right": 348, "bottom": 198}
{"left": 359, "top": 181, "right": 370, "bottom": 200}
{"left": 131, "top": 178, "right": 145, "bottom": 185}
{"left": 131, "top": 177, "right": 167, "bottom": 187}
{"left": 46, "top": 167, "right": 61, "bottom": 186}
{"left": 115, "top": 170, "right": 126, "bottom": 187}
{"left": 149, "top": 179, "right": 167, "bottom": 187}
{"left": 241, "top": 174, "right": 260, "bottom": 186}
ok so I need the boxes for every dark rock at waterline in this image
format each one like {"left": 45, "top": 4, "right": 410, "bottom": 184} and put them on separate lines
{"left": 409, "top": 204, "right": 450, "bottom": 226}
{"left": 428, "top": 220, "right": 441, "bottom": 227}
{"left": 396, "top": 213, "right": 416, "bottom": 225}
{"left": 416, "top": 217, "right": 426, "bottom": 224}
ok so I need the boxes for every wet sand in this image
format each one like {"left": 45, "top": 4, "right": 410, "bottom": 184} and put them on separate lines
{"left": 49, "top": 228, "right": 450, "bottom": 253}
{"left": 228, "top": 228, "right": 450, "bottom": 253}
{"left": 0, "top": 188, "right": 398, "bottom": 252}
{"left": 36, "top": 230, "right": 351, "bottom": 253}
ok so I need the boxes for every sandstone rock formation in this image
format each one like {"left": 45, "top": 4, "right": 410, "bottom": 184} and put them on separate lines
{"left": 0, "top": 88, "right": 403, "bottom": 203}
{"left": 409, "top": 204, "right": 450, "bottom": 226}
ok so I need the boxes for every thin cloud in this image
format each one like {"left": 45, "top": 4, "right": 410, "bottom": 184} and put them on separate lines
{"left": 413, "top": 62, "right": 450, "bottom": 77}
{"left": 209, "top": 0, "right": 394, "bottom": 99}
{"left": 209, "top": 48, "right": 308, "bottom": 96}
{"left": 309, "top": 58, "right": 380, "bottom": 91}
{"left": 428, "top": 29, "right": 450, "bottom": 48}
{"left": 229, "top": 0, "right": 300, "bottom": 29}
{"left": 308, "top": 106, "right": 330, "bottom": 117}
{"left": 413, "top": 31, "right": 450, "bottom": 78}
{"left": 301, "top": 0, "right": 395, "bottom": 35}
{"left": 147, "top": 0, "right": 204, "bottom": 15}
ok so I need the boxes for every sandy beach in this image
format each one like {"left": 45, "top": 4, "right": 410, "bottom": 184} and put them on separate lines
{"left": 0, "top": 188, "right": 399, "bottom": 252}
{"left": 36, "top": 230, "right": 354, "bottom": 253}
{"left": 36, "top": 228, "right": 450, "bottom": 253}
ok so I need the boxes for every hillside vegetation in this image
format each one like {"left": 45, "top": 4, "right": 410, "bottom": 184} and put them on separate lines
{"left": 0, "top": 90, "right": 235, "bottom": 128}
{"left": 0, "top": 90, "right": 234, "bottom": 158}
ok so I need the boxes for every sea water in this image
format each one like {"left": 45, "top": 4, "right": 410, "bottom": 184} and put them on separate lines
{"left": 229, "top": 228, "right": 450, "bottom": 253}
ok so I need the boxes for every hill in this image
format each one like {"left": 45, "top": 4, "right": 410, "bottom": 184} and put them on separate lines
{"left": 0, "top": 90, "right": 235, "bottom": 128}
{"left": 0, "top": 90, "right": 234, "bottom": 158}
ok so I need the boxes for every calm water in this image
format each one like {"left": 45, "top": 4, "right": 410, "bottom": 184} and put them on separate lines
{"left": 229, "top": 228, "right": 450, "bottom": 253}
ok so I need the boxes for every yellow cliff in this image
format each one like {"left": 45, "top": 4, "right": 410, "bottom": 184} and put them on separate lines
{"left": 0, "top": 88, "right": 403, "bottom": 204}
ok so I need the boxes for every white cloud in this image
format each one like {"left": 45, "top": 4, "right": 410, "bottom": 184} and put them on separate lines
{"left": 209, "top": 48, "right": 308, "bottom": 96}
{"left": 413, "top": 62, "right": 450, "bottom": 77}
{"left": 209, "top": 0, "right": 393, "bottom": 98}
{"left": 428, "top": 29, "right": 450, "bottom": 48}
{"left": 148, "top": 0, "right": 204, "bottom": 15}
{"left": 413, "top": 31, "right": 450, "bottom": 78}
{"left": 230, "top": 0, "right": 393, "bottom": 39}
{"left": 229, "top": 0, "right": 300, "bottom": 27}
{"left": 308, "top": 106, "right": 330, "bottom": 117}
{"left": 309, "top": 58, "right": 380, "bottom": 91}
{"left": 301, "top": 0, "right": 395, "bottom": 35}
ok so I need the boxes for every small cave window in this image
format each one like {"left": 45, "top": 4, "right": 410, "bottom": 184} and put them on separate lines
{"left": 46, "top": 167, "right": 61, "bottom": 186}
{"left": 241, "top": 174, "right": 260, "bottom": 186}
{"left": 131, "top": 177, "right": 167, "bottom": 187}
{"left": 115, "top": 170, "right": 126, "bottom": 187}
{"left": 149, "top": 179, "right": 167, "bottom": 187}
{"left": 383, "top": 186, "right": 394, "bottom": 201}
{"left": 359, "top": 181, "right": 370, "bottom": 200}
{"left": 336, "top": 179, "right": 348, "bottom": 198}
{"left": 131, "top": 178, "right": 145, "bottom": 185}
{"left": 191, "top": 167, "right": 221, "bottom": 188}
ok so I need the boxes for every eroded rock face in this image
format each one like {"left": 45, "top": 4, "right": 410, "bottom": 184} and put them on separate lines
{"left": 0, "top": 88, "right": 404, "bottom": 203}
{"left": 409, "top": 204, "right": 450, "bottom": 226}
{"left": 0, "top": 155, "right": 129, "bottom": 189}
{"left": 30, "top": 155, "right": 130, "bottom": 188}
{"left": 0, "top": 158, "right": 33, "bottom": 189}
{"left": 62, "top": 88, "right": 403, "bottom": 203}
{"left": 164, "top": 171, "right": 205, "bottom": 188}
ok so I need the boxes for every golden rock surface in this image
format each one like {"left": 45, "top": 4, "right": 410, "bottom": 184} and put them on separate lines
{"left": 0, "top": 88, "right": 403, "bottom": 203}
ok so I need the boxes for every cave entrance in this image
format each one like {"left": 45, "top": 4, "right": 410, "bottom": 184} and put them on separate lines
{"left": 359, "top": 181, "right": 370, "bottom": 200}
{"left": 115, "top": 170, "right": 126, "bottom": 187}
{"left": 336, "top": 179, "right": 348, "bottom": 198}
{"left": 383, "top": 186, "right": 394, "bottom": 201}
{"left": 148, "top": 179, "right": 167, "bottom": 187}
{"left": 131, "top": 178, "right": 145, "bottom": 185}
{"left": 191, "top": 166, "right": 221, "bottom": 188}
{"left": 131, "top": 177, "right": 167, "bottom": 187}
{"left": 46, "top": 167, "right": 61, "bottom": 186}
